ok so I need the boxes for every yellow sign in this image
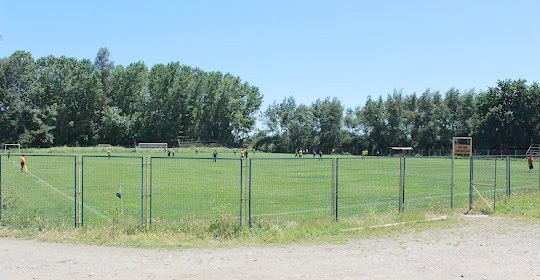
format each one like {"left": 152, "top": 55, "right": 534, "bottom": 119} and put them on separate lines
{"left": 454, "top": 144, "right": 471, "bottom": 155}
{"left": 453, "top": 137, "right": 472, "bottom": 156}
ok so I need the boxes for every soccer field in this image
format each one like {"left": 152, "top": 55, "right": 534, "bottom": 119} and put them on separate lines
{"left": 1, "top": 151, "right": 538, "bottom": 229}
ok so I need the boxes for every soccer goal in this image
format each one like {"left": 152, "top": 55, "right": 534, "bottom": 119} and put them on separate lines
{"left": 135, "top": 143, "right": 168, "bottom": 152}
{"left": 3, "top": 143, "right": 21, "bottom": 154}
{"left": 97, "top": 143, "right": 112, "bottom": 152}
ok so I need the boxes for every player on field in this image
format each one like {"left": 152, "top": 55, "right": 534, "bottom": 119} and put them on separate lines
{"left": 20, "top": 155, "right": 28, "bottom": 172}
{"left": 528, "top": 155, "right": 534, "bottom": 172}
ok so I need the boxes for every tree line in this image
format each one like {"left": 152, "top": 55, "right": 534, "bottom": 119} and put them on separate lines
{"left": 256, "top": 81, "right": 540, "bottom": 154}
{"left": 0, "top": 49, "right": 262, "bottom": 147}
{"left": 1, "top": 49, "right": 539, "bottom": 153}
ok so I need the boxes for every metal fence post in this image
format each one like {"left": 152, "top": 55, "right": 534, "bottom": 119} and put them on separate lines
{"left": 0, "top": 155, "right": 2, "bottom": 222}
{"left": 81, "top": 156, "right": 85, "bottom": 226}
{"left": 144, "top": 157, "right": 149, "bottom": 227}
{"left": 334, "top": 158, "right": 339, "bottom": 221}
{"left": 506, "top": 156, "right": 510, "bottom": 196}
{"left": 146, "top": 157, "right": 152, "bottom": 228}
{"left": 243, "top": 158, "right": 248, "bottom": 228}
{"left": 398, "top": 155, "right": 405, "bottom": 213}
{"left": 148, "top": 157, "right": 153, "bottom": 225}
{"left": 74, "top": 155, "right": 79, "bottom": 228}
{"left": 247, "top": 159, "right": 251, "bottom": 228}
{"left": 450, "top": 154, "right": 454, "bottom": 209}
{"left": 469, "top": 156, "right": 474, "bottom": 212}
{"left": 493, "top": 158, "right": 497, "bottom": 212}
{"left": 331, "top": 158, "right": 337, "bottom": 219}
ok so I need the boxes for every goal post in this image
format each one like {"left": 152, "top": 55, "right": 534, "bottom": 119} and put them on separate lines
{"left": 451, "top": 137, "right": 472, "bottom": 209}
{"left": 97, "top": 144, "right": 112, "bottom": 152}
{"left": 3, "top": 143, "right": 21, "bottom": 154}
{"left": 135, "top": 143, "right": 168, "bottom": 152}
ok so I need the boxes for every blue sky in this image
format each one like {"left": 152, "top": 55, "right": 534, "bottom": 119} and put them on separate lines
{"left": 1, "top": 1, "right": 539, "bottom": 110}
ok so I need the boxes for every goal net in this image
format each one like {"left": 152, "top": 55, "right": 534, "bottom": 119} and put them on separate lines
{"left": 97, "top": 143, "right": 112, "bottom": 152}
{"left": 135, "top": 143, "right": 168, "bottom": 152}
{"left": 3, "top": 143, "right": 21, "bottom": 154}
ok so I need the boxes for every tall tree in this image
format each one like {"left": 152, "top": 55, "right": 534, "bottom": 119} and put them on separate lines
{"left": 94, "top": 47, "right": 115, "bottom": 97}
{"left": 358, "top": 96, "right": 386, "bottom": 152}
{"left": 384, "top": 90, "right": 407, "bottom": 147}
{"left": 311, "top": 97, "right": 343, "bottom": 152}
{"left": 476, "top": 79, "right": 532, "bottom": 149}
{"left": 0, "top": 51, "right": 54, "bottom": 146}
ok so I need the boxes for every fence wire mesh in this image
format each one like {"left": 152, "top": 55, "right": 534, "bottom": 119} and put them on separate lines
{"left": 1, "top": 154, "right": 539, "bottom": 228}
{"left": 470, "top": 156, "right": 500, "bottom": 212}
{"left": 337, "top": 157, "right": 400, "bottom": 217}
{"left": 0, "top": 154, "right": 76, "bottom": 228}
{"left": 249, "top": 158, "right": 334, "bottom": 225}
{"left": 403, "top": 157, "right": 467, "bottom": 211}
{"left": 149, "top": 157, "right": 242, "bottom": 227}
{"left": 508, "top": 156, "right": 540, "bottom": 194}
{"left": 81, "top": 156, "right": 144, "bottom": 227}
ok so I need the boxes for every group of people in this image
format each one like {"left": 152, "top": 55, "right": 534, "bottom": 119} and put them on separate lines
{"left": 212, "top": 148, "right": 249, "bottom": 162}
{"left": 240, "top": 148, "right": 249, "bottom": 158}
{"left": 295, "top": 149, "right": 323, "bottom": 159}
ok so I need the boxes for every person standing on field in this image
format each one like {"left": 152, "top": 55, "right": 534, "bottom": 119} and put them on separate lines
{"left": 20, "top": 154, "right": 27, "bottom": 172}
{"left": 528, "top": 155, "right": 534, "bottom": 172}
{"left": 213, "top": 149, "right": 218, "bottom": 162}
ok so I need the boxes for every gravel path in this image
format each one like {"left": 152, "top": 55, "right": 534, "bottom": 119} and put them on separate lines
{"left": 1, "top": 216, "right": 540, "bottom": 280}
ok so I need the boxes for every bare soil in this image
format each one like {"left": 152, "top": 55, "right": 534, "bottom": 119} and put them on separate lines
{"left": 1, "top": 216, "right": 540, "bottom": 280}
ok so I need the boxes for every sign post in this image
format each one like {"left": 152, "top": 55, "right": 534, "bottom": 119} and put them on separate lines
{"left": 451, "top": 137, "right": 472, "bottom": 208}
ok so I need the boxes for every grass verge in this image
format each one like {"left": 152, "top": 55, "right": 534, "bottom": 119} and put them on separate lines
{"left": 0, "top": 208, "right": 462, "bottom": 249}
{"left": 493, "top": 192, "right": 540, "bottom": 220}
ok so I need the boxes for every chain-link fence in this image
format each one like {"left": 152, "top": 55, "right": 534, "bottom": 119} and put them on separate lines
{"left": 150, "top": 157, "right": 243, "bottom": 227}
{"left": 0, "top": 154, "right": 76, "bottom": 228}
{"left": 81, "top": 156, "right": 144, "bottom": 227}
{"left": 249, "top": 158, "right": 334, "bottom": 225}
{"left": 1, "top": 154, "right": 538, "bottom": 229}
{"left": 508, "top": 155, "right": 540, "bottom": 195}
{"left": 468, "top": 155, "right": 540, "bottom": 213}
{"left": 336, "top": 157, "right": 400, "bottom": 217}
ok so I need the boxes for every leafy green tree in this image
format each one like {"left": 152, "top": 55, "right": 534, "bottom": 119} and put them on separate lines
{"left": 384, "top": 90, "right": 407, "bottom": 147}
{"left": 311, "top": 97, "right": 343, "bottom": 152}
{"left": 104, "top": 62, "right": 148, "bottom": 145}
{"left": 289, "top": 104, "right": 318, "bottom": 151}
{"left": 358, "top": 96, "right": 386, "bottom": 153}
{"left": 261, "top": 97, "right": 297, "bottom": 152}
{"left": 0, "top": 51, "right": 55, "bottom": 146}
{"left": 94, "top": 47, "right": 115, "bottom": 97}
{"left": 476, "top": 79, "right": 533, "bottom": 149}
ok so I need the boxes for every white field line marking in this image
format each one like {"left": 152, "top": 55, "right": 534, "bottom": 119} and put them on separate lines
{"left": 341, "top": 215, "right": 448, "bottom": 232}
{"left": 9, "top": 160, "right": 111, "bottom": 221}
{"left": 254, "top": 207, "right": 330, "bottom": 217}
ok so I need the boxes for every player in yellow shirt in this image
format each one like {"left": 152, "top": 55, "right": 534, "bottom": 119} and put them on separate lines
{"left": 20, "top": 155, "right": 28, "bottom": 172}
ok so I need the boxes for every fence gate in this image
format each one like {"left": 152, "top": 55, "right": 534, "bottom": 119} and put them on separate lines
{"left": 469, "top": 156, "right": 500, "bottom": 213}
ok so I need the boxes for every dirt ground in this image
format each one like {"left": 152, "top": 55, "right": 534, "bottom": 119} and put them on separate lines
{"left": 1, "top": 216, "right": 540, "bottom": 280}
